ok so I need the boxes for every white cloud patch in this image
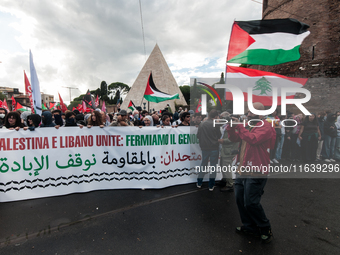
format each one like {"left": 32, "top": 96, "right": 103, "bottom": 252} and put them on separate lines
{"left": 0, "top": 0, "right": 262, "bottom": 104}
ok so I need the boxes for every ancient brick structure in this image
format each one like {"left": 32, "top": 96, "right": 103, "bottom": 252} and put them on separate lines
{"left": 257, "top": 0, "right": 340, "bottom": 113}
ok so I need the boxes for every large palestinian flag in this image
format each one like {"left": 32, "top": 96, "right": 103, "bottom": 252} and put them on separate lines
{"left": 227, "top": 18, "right": 310, "bottom": 66}
{"left": 144, "top": 73, "right": 179, "bottom": 103}
{"left": 226, "top": 65, "right": 308, "bottom": 106}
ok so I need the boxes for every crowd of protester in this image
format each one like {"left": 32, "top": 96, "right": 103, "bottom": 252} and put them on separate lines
{"left": 0, "top": 106, "right": 339, "bottom": 164}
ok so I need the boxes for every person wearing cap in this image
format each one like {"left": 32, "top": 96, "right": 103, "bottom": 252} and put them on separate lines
{"left": 109, "top": 110, "right": 133, "bottom": 126}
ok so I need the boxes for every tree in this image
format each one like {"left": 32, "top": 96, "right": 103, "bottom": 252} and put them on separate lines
{"left": 0, "top": 92, "right": 6, "bottom": 101}
{"left": 107, "top": 82, "right": 130, "bottom": 104}
{"left": 179, "top": 85, "right": 190, "bottom": 104}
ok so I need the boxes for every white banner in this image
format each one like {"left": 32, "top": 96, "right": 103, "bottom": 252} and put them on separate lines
{"left": 0, "top": 127, "right": 202, "bottom": 202}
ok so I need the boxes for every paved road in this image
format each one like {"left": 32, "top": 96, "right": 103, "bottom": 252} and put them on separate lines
{"left": 1, "top": 171, "right": 340, "bottom": 254}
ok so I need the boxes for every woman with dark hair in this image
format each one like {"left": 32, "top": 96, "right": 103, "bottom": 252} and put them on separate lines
{"left": 87, "top": 111, "right": 104, "bottom": 128}
{"left": 3, "top": 111, "right": 24, "bottom": 130}
{"left": 27, "top": 114, "right": 41, "bottom": 131}
{"left": 298, "top": 113, "right": 321, "bottom": 162}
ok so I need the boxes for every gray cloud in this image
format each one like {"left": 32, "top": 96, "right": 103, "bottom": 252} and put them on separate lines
{"left": 0, "top": 0, "right": 262, "bottom": 102}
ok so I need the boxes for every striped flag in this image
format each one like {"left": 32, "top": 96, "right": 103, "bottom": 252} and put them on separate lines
{"left": 29, "top": 50, "right": 42, "bottom": 115}
{"left": 226, "top": 65, "right": 308, "bottom": 106}
{"left": 24, "top": 71, "right": 35, "bottom": 113}
{"left": 227, "top": 18, "right": 310, "bottom": 66}
{"left": 128, "top": 100, "right": 136, "bottom": 111}
{"left": 144, "top": 73, "right": 179, "bottom": 103}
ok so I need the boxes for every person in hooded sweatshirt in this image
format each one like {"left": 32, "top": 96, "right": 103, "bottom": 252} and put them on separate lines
{"left": 322, "top": 113, "right": 337, "bottom": 162}
{"left": 52, "top": 110, "right": 64, "bottom": 126}
{"left": 64, "top": 111, "right": 84, "bottom": 128}
{"left": 64, "top": 111, "right": 78, "bottom": 127}
{"left": 40, "top": 111, "right": 56, "bottom": 128}
{"left": 26, "top": 114, "right": 41, "bottom": 131}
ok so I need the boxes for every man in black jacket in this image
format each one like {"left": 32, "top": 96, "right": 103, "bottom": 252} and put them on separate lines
{"left": 196, "top": 109, "right": 221, "bottom": 191}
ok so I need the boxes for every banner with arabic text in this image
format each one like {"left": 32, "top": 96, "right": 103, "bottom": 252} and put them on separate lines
{"left": 0, "top": 127, "right": 202, "bottom": 202}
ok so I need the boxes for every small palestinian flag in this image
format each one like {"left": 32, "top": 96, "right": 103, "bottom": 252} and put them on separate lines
{"left": 16, "top": 102, "right": 30, "bottom": 112}
{"left": 144, "top": 73, "right": 179, "bottom": 103}
{"left": 227, "top": 18, "right": 310, "bottom": 66}
{"left": 128, "top": 100, "right": 136, "bottom": 111}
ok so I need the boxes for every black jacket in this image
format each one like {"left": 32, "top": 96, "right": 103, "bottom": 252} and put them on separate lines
{"left": 197, "top": 119, "right": 221, "bottom": 151}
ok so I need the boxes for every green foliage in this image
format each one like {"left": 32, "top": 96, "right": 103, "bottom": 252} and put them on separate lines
{"left": 179, "top": 85, "right": 190, "bottom": 104}
{"left": 0, "top": 92, "right": 6, "bottom": 101}
{"left": 69, "top": 81, "right": 130, "bottom": 107}
{"left": 108, "top": 82, "right": 130, "bottom": 104}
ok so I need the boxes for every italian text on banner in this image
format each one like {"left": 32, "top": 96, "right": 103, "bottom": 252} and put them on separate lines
{"left": 0, "top": 127, "right": 201, "bottom": 202}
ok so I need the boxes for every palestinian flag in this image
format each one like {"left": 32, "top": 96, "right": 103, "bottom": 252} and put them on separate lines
{"left": 227, "top": 18, "right": 310, "bottom": 66}
{"left": 144, "top": 73, "right": 180, "bottom": 103}
{"left": 226, "top": 65, "right": 308, "bottom": 106}
{"left": 16, "top": 102, "right": 30, "bottom": 112}
{"left": 128, "top": 100, "right": 136, "bottom": 111}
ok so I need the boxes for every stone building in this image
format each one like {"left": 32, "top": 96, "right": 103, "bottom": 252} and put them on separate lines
{"left": 257, "top": 0, "right": 340, "bottom": 113}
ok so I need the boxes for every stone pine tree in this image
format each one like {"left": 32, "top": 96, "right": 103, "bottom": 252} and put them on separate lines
{"left": 100, "top": 81, "right": 108, "bottom": 101}
{"left": 253, "top": 77, "right": 272, "bottom": 95}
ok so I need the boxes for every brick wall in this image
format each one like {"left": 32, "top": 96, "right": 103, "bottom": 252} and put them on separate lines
{"left": 255, "top": 0, "right": 340, "bottom": 113}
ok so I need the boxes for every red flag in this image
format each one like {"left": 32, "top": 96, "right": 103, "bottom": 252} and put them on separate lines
{"left": 24, "top": 71, "right": 35, "bottom": 113}
{"left": 58, "top": 93, "right": 68, "bottom": 113}
{"left": 82, "top": 100, "right": 87, "bottom": 113}
{"left": 0, "top": 100, "right": 2, "bottom": 107}
{"left": 49, "top": 102, "right": 56, "bottom": 110}
{"left": 2, "top": 98, "right": 9, "bottom": 112}
{"left": 95, "top": 95, "right": 99, "bottom": 107}
{"left": 76, "top": 104, "right": 83, "bottom": 112}
{"left": 101, "top": 100, "right": 106, "bottom": 112}
{"left": 11, "top": 96, "right": 16, "bottom": 111}
{"left": 195, "top": 99, "right": 202, "bottom": 113}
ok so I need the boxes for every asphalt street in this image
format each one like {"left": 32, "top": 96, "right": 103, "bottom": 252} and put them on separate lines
{"left": 1, "top": 167, "right": 340, "bottom": 255}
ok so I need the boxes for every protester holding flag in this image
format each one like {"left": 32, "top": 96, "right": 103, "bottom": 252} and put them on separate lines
{"left": 227, "top": 102, "right": 275, "bottom": 244}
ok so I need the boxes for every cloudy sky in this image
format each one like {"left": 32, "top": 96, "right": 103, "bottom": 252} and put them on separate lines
{"left": 0, "top": 0, "right": 262, "bottom": 104}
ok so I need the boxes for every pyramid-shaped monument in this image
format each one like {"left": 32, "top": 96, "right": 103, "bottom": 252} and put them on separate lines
{"left": 121, "top": 44, "right": 187, "bottom": 112}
